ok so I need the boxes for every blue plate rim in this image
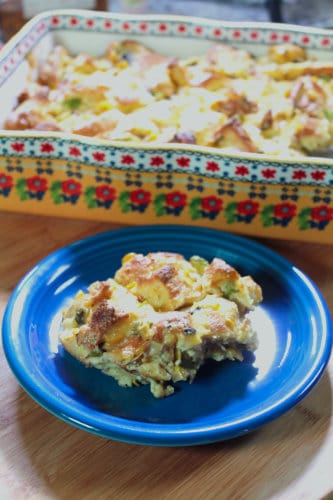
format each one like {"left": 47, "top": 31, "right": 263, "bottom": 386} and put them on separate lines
{"left": 2, "top": 225, "right": 332, "bottom": 446}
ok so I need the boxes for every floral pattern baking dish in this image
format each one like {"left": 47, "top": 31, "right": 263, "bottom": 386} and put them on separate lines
{"left": 0, "top": 9, "right": 332, "bottom": 243}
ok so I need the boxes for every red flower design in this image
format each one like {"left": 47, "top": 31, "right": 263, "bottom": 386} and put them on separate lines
{"left": 52, "top": 17, "right": 60, "bottom": 25}
{"left": 201, "top": 196, "right": 223, "bottom": 212}
{"left": 150, "top": 156, "right": 165, "bottom": 167}
{"left": 250, "top": 31, "right": 259, "bottom": 39}
{"left": 121, "top": 154, "right": 135, "bottom": 165}
{"left": 214, "top": 28, "right": 222, "bottom": 37}
{"left": 302, "top": 36, "right": 310, "bottom": 44}
{"left": 70, "top": 18, "right": 78, "bottom": 26}
{"left": 311, "top": 205, "right": 333, "bottom": 222}
{"left": 176, "top": 157, "right": 190, "bottom": 167}
{"left": 206, "top": 161, "right": 219, "bottom": 172}
{"left": 11, "top": 142, "right": 25, "bottom": 152}
{"left": 270, "top": 33, "right": 278, "bottom": 41}
{"left": 273, "top": 202, "right": 297, "bottom": 219}
{"left": 27, "top": 176, "right": 47, "bottom": 192}
{"left": 237, "top": 200, "right": 259, "bottom": 216}
{"left": 233, "top": 30, "right": 241, "bottom": 38}
{"left": 139, "top": 23, "right": 148, "bottom": 31}
{"left": 235, "top": 165, "right": 249, "bottom": 176}
{"left": 95, "top": 185, "right": 116, "bottom": 201}
{"left": 178, "top": 25, "right": 186, "bottom": 33}
{"left": 92, "top": 151, "right": 105, "bottom": 162}
{"left": 122, "top": 22, "right": 130, "bottom": 31}
{"left": 321, "top": 38, "right": 330, "bottom": 46}
{"left": 86, "top": 19, "right": 94, "bottom": 27}
{"left": 0, "top": 173, "right": 13, "bottom": 189}
{"left": 165, "top": 191, "right": 187, "bottom": 208}
{"left": 311, "top": 170, "right": 326, "bottom": 181}
{"left": 282, "top": 34, "right": 290, "bottom": 42}
{"left": 61, "top": 179, "right": 82, "bottom": 196}
{"left": 195, "top": 26, "right": 203, "bottom": 34}
{"left": 130, "top": 189, "right": 151, "bottom": 205}
{"left": 69, "top": 146, "right": 82, "bottom": 157}
{"left": 292, "top": 170, "right": 307, "bottom": 180}
{"left": 262, "top": 168, "right": 276, "bottom": 179}
{"left": 37, "top": 22, "right": 46, "bottom": 33}
{"left": 40, "top": 142, "right": 54, "bottom": 153}
{"left": 159, "top": 23, "right": 167, "bottom": 32}
{"left": 104, "top": 20, "right": 112, "bottom": 29}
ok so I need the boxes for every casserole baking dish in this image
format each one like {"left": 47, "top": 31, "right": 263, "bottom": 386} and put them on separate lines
{"left": 0, "top": 9, "right": 332, "bottom": 243}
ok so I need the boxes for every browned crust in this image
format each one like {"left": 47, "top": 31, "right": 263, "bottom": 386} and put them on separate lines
{"left": 289, "top": 78, "right": 326, "bottom": 115}
{"left": 294, "top": 116, "right": 322, "bottom": 139}
{"left": 89, "top": 300, "right": 127, "bottom": 334}
{"left": 267, "top": 43, "right": 307, "bottom": 64}
{"left": 204, "top": 258, "right": 240, "bottom": 286}
{"left": 260, "top": 109, "right": 274, "bottom": 131}
{"left": 214, "top": 117, "right": 258, "bottom": 153}
{"left": 153, "top": 311, "right": 193, "bottom": 340}
{"left": 90, "top": 281, "right": 112, "bottom": 305}
{"left": 261, "top": 60, "right": 333, "bottom": 80}
{"left": 212, "top": 92, "right": 258, "bottom": 116}
{"left": 73, "top": 113, "right": 120, "bottom": 137}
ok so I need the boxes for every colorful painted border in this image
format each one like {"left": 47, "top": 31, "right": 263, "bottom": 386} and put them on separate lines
{"left": 1, "top": 165, "right": 332, "bottom": 233}
{"left": 0, "top": 137, "right": 332, "bottom": 187}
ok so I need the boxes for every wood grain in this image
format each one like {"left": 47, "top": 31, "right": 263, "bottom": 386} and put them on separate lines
{"left": 0, "top": 211, "right": 332, "bottom": 500}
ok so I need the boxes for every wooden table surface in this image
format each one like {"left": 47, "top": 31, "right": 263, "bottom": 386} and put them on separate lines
{"left": 0, "top": 211, "right": 332, "bottom": 500}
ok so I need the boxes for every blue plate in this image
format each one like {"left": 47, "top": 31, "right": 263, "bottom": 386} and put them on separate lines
{"left": 2, "top": 225, "right": 332, "bottom": 446}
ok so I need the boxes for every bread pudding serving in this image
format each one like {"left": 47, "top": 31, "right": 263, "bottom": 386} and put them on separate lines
{"left": 59, "top": 252, "right": 262, "bottom": 397}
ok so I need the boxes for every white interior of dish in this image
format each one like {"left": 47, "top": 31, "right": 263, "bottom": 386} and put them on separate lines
{"left": 0, "top": 63, "right": 29, "bottom": 128}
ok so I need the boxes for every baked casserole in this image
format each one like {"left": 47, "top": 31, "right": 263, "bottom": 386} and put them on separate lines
{"left": 60, "top": 252, "right": 262, "bottom": 397}
{"left": 5, "top": 38, "right": 333, "bottom": 157}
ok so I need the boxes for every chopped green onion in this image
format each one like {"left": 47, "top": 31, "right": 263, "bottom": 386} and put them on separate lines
{"left": 324, "top": 109, "right": 333, "bottom": 121}
{"left": 190, "top": 255, "right": 209, "bottom": 274}
{"left": 63, "top": 97, "right": 82, "bottom": 111}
